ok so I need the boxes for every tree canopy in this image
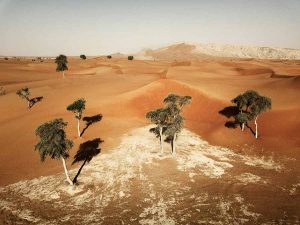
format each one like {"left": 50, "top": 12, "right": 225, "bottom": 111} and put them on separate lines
{"left": 16, "top": 87, "right": 30, "bottom": 101}
{"left": 67, "top": 98, "right": 86, "bottom": 120}
{"left": 55, "top": 54, "right": 68, "bottom": 72}
{"left": 231, "top": 90, "right": 272, "bottom": 138}
{"left": 35, "top": 119, "right": 73, "bottom": 161}
{"left": 146, "top": 93, "right": 192, "bottom": 154}
{"left": 80, "top": 54, "right": 87, "bottom": 60}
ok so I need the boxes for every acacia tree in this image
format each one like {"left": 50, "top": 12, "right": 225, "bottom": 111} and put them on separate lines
{"left": 231, "top": 90, "right": 259, "bottom": 131}
{"left": 234, "top": 112, "right": 252, "bottom": 131}
{"left": 35, "top": 119, "right": 74, "bottom": 185}
{"left": 146, "top": 108, "right": 169, "bottom": 153}
{"left": 164, "top": 93, "right": 192, "bottom": 155}
{"left": 231, "top": 90, "right": 271, "bottom": 138}
{"left": 164, "top": 114, "right": 184, "bottom": 155}
{"left": 16, "top": 87, "right": 31, "bottom": 108}
{"left": 67, "top": 98, "right": 86, "bottom": 137}
{"left": 250, "top": 95, "right": 272, "bottom": 138}
{"left": 80, "top": 54, "right": 86, "bottom": 60}
{"left": 55, "top": 55, "right": 68, "bottom": 78}
{"left": 72, "top": 138, "right": 102, "bottom": 184}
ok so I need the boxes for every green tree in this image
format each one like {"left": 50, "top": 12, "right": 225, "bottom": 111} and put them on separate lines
{"left": 231, "top": 94, "right": 247, "bottom": 112}
{"left": 164, "top": 114, "right": 184, "bottom": 155}
{"left": 234, "top": 112, "right": 253, "bottom": 131}
{"left": 67, "top": 98, "right": 86, "bottom": 137}
{"left": 16, "top": 87, "right": 31, "bottom": 108}
{"left": 35, "top": 119, "right": 74, "bottom": 185}
{"left": 72, "top": 138, "right": 102, "bottom": 184}
{"left": 231, "top": 90, "right": 260, "bottom": 131}
{"left": 55, "top": 55, "right": 68, "bottom": 78}
{"left": 164, "top": 93, "right": 192, "bottom": 155}
{"left": 128, "top": 56, "right": 134, "bottom": 60}
{"left": 80, "top": 54, "right": 86, "bottom": 60}
{"left": 243, "top": 90, "right": 260, "bottom": 111}
{"left": 146, "top": 108, "right": 169, "bottom": 153}
{"left": 250, "top": 95, "right": 272, "bottom": 138}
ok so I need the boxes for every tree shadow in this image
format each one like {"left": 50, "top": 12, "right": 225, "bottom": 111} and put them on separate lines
{"left": 80, "top": 114, "right": 103, "bottom": 136}
{"left": 72, "top": 138, "right": 103, "bottom": 184}
{"left": 225, "top": 121, "right": 239, "bottom": 129}
{"left": 149, "top": 126, "right": 167, "bottom": 138}
{"left": 219, "top": 106, "right": 239, "bottom": 118}
{"left": 220, "top": 105, "right": 256, "bottom": 136}
{"left": 164, "top": 135, "right": 172, "bottom": 143}
{"left": 246, "top": 123, "right": 256, "bottom": 136}
{"left": 219, "top": 106, "right": 240, "bottom": 129}
{"left": 29, "top": 96, "right": 43, "bottom": 108}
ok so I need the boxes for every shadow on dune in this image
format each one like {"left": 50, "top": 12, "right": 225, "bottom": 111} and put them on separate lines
{"left": 29, "top": 96, "right": 43, "bottom": 108}
{"left": 80, "top": 114, "right": 103, "bottom": 136}
{"left": 219, "top": 106, "right": 256, "bottom": 136}
{"left": 72, "top": 138, "right": 103, "bottom": 184}
{"left": 219, "top": 106, "right": 240, "bottom": 129}
{"left": 219, "top": 106, "right": 239, "bottom": 118}
{"left": 246, "top": 124, "right": 256, "bottom": 136}
{"left": 225, "top": 121, "right": 239, "bottom": 129}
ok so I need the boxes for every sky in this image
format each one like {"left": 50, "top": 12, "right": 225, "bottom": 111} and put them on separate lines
{"left": 0, "top": 0, "right": 300, "bottom": 56}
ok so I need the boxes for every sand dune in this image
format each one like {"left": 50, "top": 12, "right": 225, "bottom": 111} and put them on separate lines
{"left": 0, "top": 57, "right": 299, "bottom": 186}
{"left": 1, "top": 126, "right": 298, "bottom": 224}
{"left": 0, "top": 56, "right": 299, "bottom": 223}
{"left": 135, "top": 43, "right": 300, "bottom": 60}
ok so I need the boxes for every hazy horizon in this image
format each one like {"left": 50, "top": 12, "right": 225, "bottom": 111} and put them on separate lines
{"left": 1, "top": 0, "right": 300, "bottom": 56}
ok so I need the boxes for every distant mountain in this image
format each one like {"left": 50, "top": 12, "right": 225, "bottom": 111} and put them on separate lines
{"left": 134, "top": 43, "right": 300, "bottom": 60}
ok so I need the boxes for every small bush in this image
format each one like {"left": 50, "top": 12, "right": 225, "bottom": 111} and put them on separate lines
{"left": 107, "top": 55, "right": 112, "bottom": 59}
{"left": 4, "top": 57, "right": 8, "bottom": 60}
{"left": 0, "top": 87, "right": 6, "bottom": 96}
{"left": 128, "top": 56, "right": 134, "bottom": 60}
{"left": 80, "top": 54, "right": 87, "bottom": 60}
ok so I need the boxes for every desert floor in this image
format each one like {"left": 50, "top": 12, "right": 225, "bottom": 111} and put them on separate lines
{"left": 0, "top": 57, "right": 299, "bottom": 224}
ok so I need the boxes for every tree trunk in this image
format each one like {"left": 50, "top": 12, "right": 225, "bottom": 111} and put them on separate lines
{"left": 62, "top": 71, "right": 65, "bottom": 79}
{"left": 255, "top": 116, "right": 258, "bottom": 139}
{"left": 73, "top": 159, "right": 87, "bottom": 184}
{"left": 77, "top": 117, "right": 81, "bottom": 137}
{"left": 159, "top": 126, "right": 163, "bottom": 153}
{"left": 240, "top": 110, "right": 244, "bottom": 131}
{"left": 172, "top": 133, "right": 177, "bottom": 155}
{"left": 61, "top": 157, "right": 73, "bottom": 185}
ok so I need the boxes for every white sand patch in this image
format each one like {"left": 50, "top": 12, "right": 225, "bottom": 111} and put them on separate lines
{"left": 234, "top": 195, "right": 261, "bottom": 220}
{"left": 236, "top": 173, "right": 267, "bottom": 185}
{"left": 215, "top": 195, "right": 260, "bottom": 224}
{"left": 281, "top": 177, "right": 300, "bottom": 196}
{"left": 139, "top": 198, "right": 176, "bottom": 225}
{"left": 289, "top": 182, "right": 300, "bottom": 195}
{"left": 175, "top": 129, "right": 282, "bottom": 180}
{"left": 242, "top": 155, "right": 282, "bottom": 171}
{"left": 0, "top": 125, "right": 284, "bottom": 224}
{"left": 0, "top": 199, "right": 42, "bottom": 223}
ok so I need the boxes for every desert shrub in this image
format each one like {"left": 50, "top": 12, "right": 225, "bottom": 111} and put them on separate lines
{"left": 4, "top": 57, "right": 8, "bottom": 60}
{"left": 80, "top": 54, "right": 87, "bottom": 60}
{"left": 107, "top": 55, "right": 112, "bottom": 59}
{"left": 0, "top": 87, "right": 5, "bottom": 96}
{"left": 128, "top": 56, "right": 134, "bottom": 60}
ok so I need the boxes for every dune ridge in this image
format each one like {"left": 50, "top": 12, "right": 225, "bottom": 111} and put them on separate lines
{"left": 135, "top": 43, "right": 300, "bottom": 60}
